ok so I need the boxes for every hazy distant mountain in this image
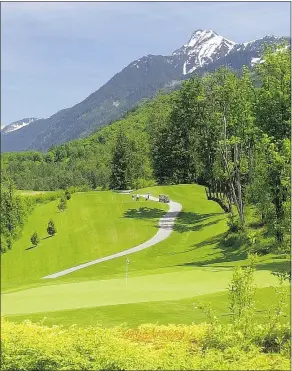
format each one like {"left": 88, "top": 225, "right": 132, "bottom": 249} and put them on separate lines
{"left": 2, "top": 30, "right": 289, "bottom": 153}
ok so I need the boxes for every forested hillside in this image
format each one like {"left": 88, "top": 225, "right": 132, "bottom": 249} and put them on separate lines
{"left": 2, "top": 93, "right": 173, "bottom": 191}
{"left": 1, "top": 46, "right": 290, "bottom": 255}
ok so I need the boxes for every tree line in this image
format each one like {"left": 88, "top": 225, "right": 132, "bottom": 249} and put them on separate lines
{"left": 155, "top": 48, "right": 289, "bottom": 242}
{"left": 0, "top": 177, "right": 71, "bottom": 253}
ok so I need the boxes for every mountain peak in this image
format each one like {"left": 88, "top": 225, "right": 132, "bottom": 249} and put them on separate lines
{"left": 191, "top": 29, "right": 217, "bottom": 36}
{"left": 173, "top": 29, "right": 236, "bottom": 74}
{"left": 187, "top": 29, "right": 218, "bottom": 46}
{"left": 173, "top": 29, "right": 235, "bottom": 55}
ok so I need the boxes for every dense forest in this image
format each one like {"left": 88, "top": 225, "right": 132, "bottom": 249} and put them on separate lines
{"left": 1, "top": 46, "right": 290, "bottom": 255}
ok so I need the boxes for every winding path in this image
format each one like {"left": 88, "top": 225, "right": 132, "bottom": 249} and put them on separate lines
{"left": 42, "top": 195, "right": 182, "bottom": 279}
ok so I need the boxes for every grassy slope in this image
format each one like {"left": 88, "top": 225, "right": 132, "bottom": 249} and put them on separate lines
{"left": 2, "top": 185, "right": 290, "bottom": 326}
{"left": 49, "top": 185, "right": 289, "bottom": 282}
{"left": 56, "top": 184, "right": 229, "bottom": 282}
{"left": 1, "top": 191, "right": 167, "bottom": 290}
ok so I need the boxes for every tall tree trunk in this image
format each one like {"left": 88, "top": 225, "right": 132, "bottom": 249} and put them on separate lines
{"left": 247, "top": 140, "right": 253, "bottom": 183}
{"left": 274, "top": 184, "right": 284, "bottom": 244}
{"left": 221, "top": 113, "right": 244, "bottom": 225}
{"left": 224, "top": 183, "right": 233, "bottom": 213}
{"left": 234, "top": 143, "right": 244, "bottom": 225}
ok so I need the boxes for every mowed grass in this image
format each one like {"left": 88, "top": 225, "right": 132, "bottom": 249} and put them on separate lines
{"left": 1, "top": 191, "right": 167, "bottom": 291}
{"left": 8, "top": 286, "right": 290, "bottom": 328}
{"left": 58, "top": 185, "right": 288, "bottom": 283}
{"left": 2, "top": 185, "right": 290, "bottom": 327}
{"left": 54, "top": 184, "right": 228, "bottom": 282}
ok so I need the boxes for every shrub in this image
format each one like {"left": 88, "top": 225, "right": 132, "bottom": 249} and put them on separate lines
{"left": 228, "top": 260, "right": 256, "bottom": 334}
{"left": 64, "top": 189, "right": 71, "bottom": 200}
{"left": 30, "top": 232, "right": 39, "bottom": 247}
{"left": 1, "top": 238, "right": 7, "bottom": 253}
{"left": 250, "top": 239, "right": 273, "bottom": 255}
{"left": 47, "top": 220, "right": 57, "bottom": 237}
{"left": 196, "top": 258, "right": 290, "bottom": 359}
{"left": 58, "top": 197, "right": 67, "bottom": 212}
{"left": 222, "top": 231, "right": 247, "bottom": 248}
{"left": 1, "top": 317, "right": 290, "bottom": 371}
{"left": 227, "top": 214, "right": 241, "bottom": 233}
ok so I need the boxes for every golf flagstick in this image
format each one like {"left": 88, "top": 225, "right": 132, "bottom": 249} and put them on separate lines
{"left": 126, "top": 258, "right": 130, "bottom": 284}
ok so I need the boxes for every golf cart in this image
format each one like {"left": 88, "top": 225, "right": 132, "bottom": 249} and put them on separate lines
{"left": 159, "top": 194, "right": 170, "bottom": 203}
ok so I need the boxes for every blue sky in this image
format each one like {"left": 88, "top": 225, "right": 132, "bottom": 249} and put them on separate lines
{"left": 1, "top": 1, "right": 290, "bottom": 125}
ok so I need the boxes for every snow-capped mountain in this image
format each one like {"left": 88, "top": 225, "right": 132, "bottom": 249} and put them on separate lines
{"left": 1, "top": 118, "right": 39, "bottom": 135}
{"left": 2, "top": 30, "right": 290, "bottom": 153}
{"left": 130, "top": 31, "right": 288, "bottom": 78}
{"left": 173, "top": 29, "right": 235, "bottom": 75}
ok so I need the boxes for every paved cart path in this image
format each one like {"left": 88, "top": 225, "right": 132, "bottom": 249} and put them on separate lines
{"left": 42, "top": 195, "right": 182, "bottom": 279}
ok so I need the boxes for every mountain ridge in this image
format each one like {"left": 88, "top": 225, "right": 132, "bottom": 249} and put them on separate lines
{"left": 2, "top": 30, "right": 290, "bottom": 153}
{"left": 1, "top": 118, "right": 39, "bottom": 135}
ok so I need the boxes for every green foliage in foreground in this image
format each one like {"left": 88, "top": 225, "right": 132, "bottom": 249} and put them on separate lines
{"left": 1, "top": 317, "right": 290, "bottom": 370}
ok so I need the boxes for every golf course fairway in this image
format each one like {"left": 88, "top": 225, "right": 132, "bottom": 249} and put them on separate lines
{"left": 1, "top": 185, "right": 290, "bottom": 326}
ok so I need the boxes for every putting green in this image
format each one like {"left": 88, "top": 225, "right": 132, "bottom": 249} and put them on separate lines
{"left": 7, "top": 286, "right": 289, "bottom": 328}
{"left": 2, "top": 268, "right": 281, "bottom": 316}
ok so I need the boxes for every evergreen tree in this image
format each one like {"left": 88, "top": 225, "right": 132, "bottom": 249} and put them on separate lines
{"left": 110, "top": 130, "right": 133, "bottom": 190}
{"left": 47, "top": 219, "right": 57, "bottom": 237}
{"left": 65, "top": 189, "right": 71, "bottom": 200}
{"left": 151, "top": 125, "right": 174, "bottom": 184}
{"left": 58, "top": 197, "right": 67, "bottom": 212}
{"left": 30, "top": 232, "right": 39, "bottom": 247}
{"left": 1, "top": 176, "right": 25, "bottom": 252}
{"left": 165, "top": 76, "right": 204, "bottom": 184}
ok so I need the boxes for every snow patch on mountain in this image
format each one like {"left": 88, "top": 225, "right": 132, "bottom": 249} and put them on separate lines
{"left": 183, "top": 62, "right": 187, "bottom": 75}
{"left": 186, "top": 30, "right": 234, "bottom": 57}
{"left": 128, "top": 30, "right": 288, "bottom": 78}
{"left": 5, "top": 122, "right": 30, "bottom": 133}
{"left": 1, "top": 118, "right": 38, "bottom": 134}
{"left": 186, "top": 65, "right": 197, "bottom": 75}
{"left": 174, "top": 29, "right": 236, "bottom": 75}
